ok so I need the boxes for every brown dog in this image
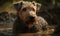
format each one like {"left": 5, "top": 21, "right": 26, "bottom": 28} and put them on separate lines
{"left": 13, "top": 1, "right": 54, "bottom": 36}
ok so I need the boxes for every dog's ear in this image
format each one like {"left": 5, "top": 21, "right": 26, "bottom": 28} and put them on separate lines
{"left": 36, "top": 3, "right": 41, "bottom": 12}
{"left": 14, "top": 2, "right": 23, "bottom": 11}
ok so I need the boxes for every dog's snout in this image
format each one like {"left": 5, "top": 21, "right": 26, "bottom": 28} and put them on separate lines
{"left": 28, "top": 16, "right": 34, "bottom": 19}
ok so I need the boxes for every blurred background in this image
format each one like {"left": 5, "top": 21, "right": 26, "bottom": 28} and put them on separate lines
{"left": 0, "top": 0, "right": 60, "bottom": 36}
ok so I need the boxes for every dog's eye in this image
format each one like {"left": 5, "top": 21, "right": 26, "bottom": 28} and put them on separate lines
{"left": 22, "top": 8, "right": 27, "bottom": 11}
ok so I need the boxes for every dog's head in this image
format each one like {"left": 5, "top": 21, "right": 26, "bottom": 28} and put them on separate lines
{"left": 13, "top": 1, "right": 41, "bottom": 27}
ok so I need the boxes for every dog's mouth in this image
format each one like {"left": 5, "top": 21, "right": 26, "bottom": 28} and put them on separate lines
{"left": 26, "top": 19, "right": 35, "bottom": 24}
{"left": 25, "top": 19, "right": 38, "bottom": 28}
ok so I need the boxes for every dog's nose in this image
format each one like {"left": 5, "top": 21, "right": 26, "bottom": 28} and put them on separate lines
{"left": 28, "top": 16, "right": 34, "bottom": 19}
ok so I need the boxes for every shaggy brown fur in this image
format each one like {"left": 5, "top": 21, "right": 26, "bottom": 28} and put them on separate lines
{"left": 13, "top": 1, "right": 54, "bottom": 36}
